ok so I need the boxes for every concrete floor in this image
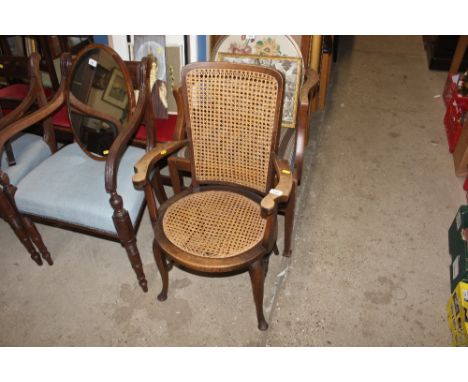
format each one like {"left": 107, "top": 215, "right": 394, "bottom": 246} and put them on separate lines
{"left": 0, "top": 36, "right": 464, "bottom": 346}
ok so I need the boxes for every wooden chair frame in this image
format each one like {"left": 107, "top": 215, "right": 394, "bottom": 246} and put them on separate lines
{"left": 133, "top": 62, "right": 293, "bottom": 329}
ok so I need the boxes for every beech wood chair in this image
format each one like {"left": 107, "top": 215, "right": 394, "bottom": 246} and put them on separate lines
{"left": 167, "top": 35, "right": 319, "bottom": 257}
{"left": 0, "top": 44, "right": 177, "bottom": 292}
{"left": 133, "top": 62, "right": 292, "bottom": 330}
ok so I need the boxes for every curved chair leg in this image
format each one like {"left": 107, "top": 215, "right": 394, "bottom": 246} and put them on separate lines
{"left": 110, "top": 193, "right": 148, "bottom": 293}
{"left": 273, "top": 243, "right": 279, "bottom": 255}
{"left": 248, "top": 257, "right": 268, "bottom": 331}
{"left": 22, "top": 216, "right": 53, "bottom": 265}
{"left": 153, "top": 239, "right": 169, "bottom": 301}
{"left": 0, "top": 190, "right": 43, "bottom": 265}
{"left": 283, "top": 180, "right": 297, "bottom": 257}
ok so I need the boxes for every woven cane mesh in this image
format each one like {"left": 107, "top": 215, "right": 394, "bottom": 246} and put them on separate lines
{"left": 185, "top": 67, "right": 279, "bottom": 193}
{"left": 163, "top": 191, "right": 266, "bottom": 258}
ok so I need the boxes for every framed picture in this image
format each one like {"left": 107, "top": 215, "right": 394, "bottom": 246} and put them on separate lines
{"left": 92, "top": 64, "right": 111, "bottom": 90}
{"left": 102, "top": 68, "right": 128, "bottom": 109}
{"left": 218, "top": 52, "right": 302, "bottom": 128}
{"left": 166, "top": 44, "right": 184, "bottom": 114}
{"left": 212, "top": 35, "right": 303, "bottom": 61}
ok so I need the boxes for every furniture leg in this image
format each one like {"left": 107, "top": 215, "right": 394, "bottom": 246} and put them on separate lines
{"left": 151, "top": 167, "right": 168, "bottom": 204}
{"left": 153, "top": 239, "right": 169, "bottom": 301}
{"left": 21, "top": 216, "right": 53, "bottom": 265}
{"left": 110, "top": 192, "right": 148, "bottom": 292}
{"left": 0, "top": 189, "right": 43, "bottom": 265}
{"left": 273, "top": 242, "right": 279, "bottom": 255}
{"left": 318, "top": 51, "right": 331, "bottom": 110}
{"left": 168, "top": 157, "right": 185, "bottom": 194}
{"left": 283, "top": 180, "right": 297, "bottom": 257}
{"left": 248, "top": 258, "right": 268, "bottom": 331}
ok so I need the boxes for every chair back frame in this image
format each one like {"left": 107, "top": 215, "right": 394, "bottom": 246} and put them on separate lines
{"left": 181, "top": 61, "right": 284, "bottom": 196}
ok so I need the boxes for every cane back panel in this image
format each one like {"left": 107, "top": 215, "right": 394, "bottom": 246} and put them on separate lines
{"left": 183, "top": 63, "right": 283, "bottom": 194}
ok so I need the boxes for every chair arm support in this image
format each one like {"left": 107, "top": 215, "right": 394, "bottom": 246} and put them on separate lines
{"left": 133, "top": 140, "right": 187, "bottom": 188}
{"left": 0, "top": 88, "right": 36, "bottom": 131}
{"left": 261, "top": 155, "right": 293, "bottom": 215}
{"left": 105, "top": 58, "right": 150, "bottom": 193}
{"left": 0, "top": 90, "right": 65, "bottom": 162}
{"left": 299, "top": 68, "right": 320, "bottom": 107}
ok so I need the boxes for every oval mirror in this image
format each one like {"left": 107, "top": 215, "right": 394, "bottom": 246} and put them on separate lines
{"left": 67, "top": 45, "right": 133, "bottom": 159}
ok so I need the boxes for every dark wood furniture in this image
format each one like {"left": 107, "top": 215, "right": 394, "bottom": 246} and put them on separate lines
{"left": 133, "top": 62, "right": 292, "bottom": 330}
{"left": 423, "top": 36, "right": 468, "bottom": 72}
{"left": 0, "top": 53, "right": 57, "bottom": 258}
{"left": 169, "top": 35, "right": 319, "bottom": 257}
{"left": 0, "top": 44, "right": 177, "bottom": 292}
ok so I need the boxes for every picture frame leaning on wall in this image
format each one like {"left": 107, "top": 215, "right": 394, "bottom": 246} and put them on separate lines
{"left": 218, "top": 52, "right": 302, "bottom": 129}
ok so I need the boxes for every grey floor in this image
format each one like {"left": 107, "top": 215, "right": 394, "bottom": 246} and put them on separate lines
{"left": 0, "top": 36, "right": 464, "bottom": 346}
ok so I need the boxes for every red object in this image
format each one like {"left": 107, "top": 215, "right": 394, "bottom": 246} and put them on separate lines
{"left": 135, "top": 114, "right": 177, "bottom": 143}
{"left": 0, "top": 83, "right": 53, "bottom": 100}
{"left": 51, "top": 106, "right": 177, "bottom": 143}
{"left": 443, "top": 73, "right": 468, "bottom": 108}
{"left": 443, "top": 74, "right": 468, "bottom": 153}
{"left": 464, "top": 176, "right": 468, "bottom": 192}
{"left": 444, "top": 96, "right": 468, "bottom": 153}
{"left": 51, "top": 106, "right": 70, "bottom": 128}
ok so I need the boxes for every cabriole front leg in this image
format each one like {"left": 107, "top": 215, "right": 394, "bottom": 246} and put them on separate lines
{"left": 110, "top": 192, "right": 148, "bottom": 292}
{"left": 248, "top": 258, "right": 268, "bottom": 331}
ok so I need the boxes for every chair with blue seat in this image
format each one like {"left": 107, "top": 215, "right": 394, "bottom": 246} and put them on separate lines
{"left": 0, "top": 44, "right": 179, "bottom": 292}
{"left": 0, "top": 53, "right": 57, "bottom": 262}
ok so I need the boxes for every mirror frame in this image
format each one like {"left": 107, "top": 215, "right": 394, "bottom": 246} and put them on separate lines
{"left": 66, "top": 44, "right": 136, "bottom": 161}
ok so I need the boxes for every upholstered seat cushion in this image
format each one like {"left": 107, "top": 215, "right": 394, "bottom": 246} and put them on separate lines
{"left": 51, "top": 106, "right": 71, "bottom": 128}
{"left": 135, "top": 114, "right": 177, "bottom": 143}
{"left": 1, "top": 133, "right": 52, "bottom": 185}
{"left": 0, "top": 83, "right": 53, "bottom": 100}
{"left": 15, "top": 143, "right": 145, "bottom": 234}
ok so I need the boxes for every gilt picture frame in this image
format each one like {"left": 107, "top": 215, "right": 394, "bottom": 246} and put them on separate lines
{"left": 218, "top": 52, "right": 302, "bottom": 128}
{"left": 102, "top": 68, "right": 128, "bottom": 109}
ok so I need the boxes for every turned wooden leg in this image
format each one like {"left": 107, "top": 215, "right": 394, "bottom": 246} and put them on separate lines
{"left": 22, "top": 216, "right": 53, "bottom": 265}
{"left": 283, "top": 181, "right": 297, "bottom": 257}
{"left": 0, "top": 190, "right": 42, "bottom": 265}
{"left": 110, "top": 192, "right": 148, "bottom": 292}
{"left": 153, "top": 239, "right": 169, "bottom": 301}
{"left": 248, "top": 258, "right": 268, "bottom": 331}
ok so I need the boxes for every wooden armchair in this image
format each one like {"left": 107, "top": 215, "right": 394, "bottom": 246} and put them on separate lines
{"left": 167, "top": 35, "right": 319, "bottom": 257}
{"left": 133, "top": 62, "right": 291, "bottom": 330}
{"left": 0, "top": 44, "right": 176, "bottom": 292}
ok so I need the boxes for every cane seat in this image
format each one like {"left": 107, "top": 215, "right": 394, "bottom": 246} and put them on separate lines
{"left": 163, "top": 190, "right": 266, "bottom": 259}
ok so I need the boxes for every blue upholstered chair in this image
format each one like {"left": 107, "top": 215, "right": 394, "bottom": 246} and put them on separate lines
{"left": 0, "top": 44, "right": 179, "bottom": 292}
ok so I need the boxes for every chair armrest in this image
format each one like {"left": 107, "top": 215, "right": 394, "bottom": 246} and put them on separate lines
{"left": 260, "top": 155, "right": 293, "bottom": 215}
{"left": 299, "top": 68, "right": 320, "bottom": 107}
{"left": 0, "top": 90, "right": 64, "bottom": 161}
{"left": 133, "top": 140, "right": 187, "bottom": 188}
